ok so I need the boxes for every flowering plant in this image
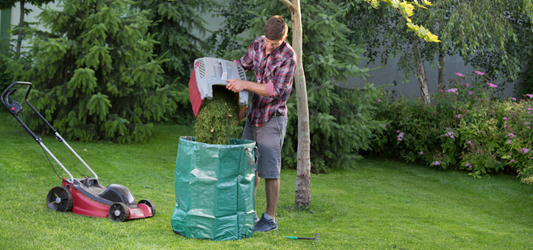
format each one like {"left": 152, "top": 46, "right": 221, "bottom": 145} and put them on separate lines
{"left": 371, "top": 70, "right": 533, "bottom": 183}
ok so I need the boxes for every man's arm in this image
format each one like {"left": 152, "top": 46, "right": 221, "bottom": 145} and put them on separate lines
{"left": 226, "top": 79, "right": 268, "bottom": 97}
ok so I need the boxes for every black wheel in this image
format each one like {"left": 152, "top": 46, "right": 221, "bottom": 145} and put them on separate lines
{"left": 46, "top": 186, "right": 73, "bottom": 212}
{"left": 109, "top": 202, "right": 129, "bottom": 222}
{"left": 138, "top": 199, "right": 156, "bottom": 217}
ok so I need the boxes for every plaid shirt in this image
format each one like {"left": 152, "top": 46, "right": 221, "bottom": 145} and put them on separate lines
{"left": 235, "top": 36, "right": 297, "bottom": 127}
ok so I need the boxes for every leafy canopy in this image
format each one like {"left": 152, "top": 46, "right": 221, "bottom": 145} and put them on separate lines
{"left": 367, "top": 0, "right": 440, "bottom": 43}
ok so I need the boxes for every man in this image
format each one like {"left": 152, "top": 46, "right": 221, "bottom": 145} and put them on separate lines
{"left": 226, "top": 15, "right": 297, "bottom": 232}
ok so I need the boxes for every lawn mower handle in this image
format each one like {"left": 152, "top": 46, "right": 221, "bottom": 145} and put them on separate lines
{"left": 2, "top": 81, "right": 31, "bottom": 112}
{"left": 2, "top": 81, "right": 99, "bottom": 183}
{"left": 2, "top": 81, "right": 58, "bottom": 135}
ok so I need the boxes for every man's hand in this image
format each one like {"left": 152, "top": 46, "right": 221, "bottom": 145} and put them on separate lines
{"left": 226, "top": 79, "right": 247, "bottom": 93}
{"left": 226, "top": 79, "right": 269, "bottom": 97}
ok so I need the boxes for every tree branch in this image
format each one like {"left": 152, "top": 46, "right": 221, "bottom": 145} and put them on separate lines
{"left": 279, "top": 0, "right": 294, "bottom": 11}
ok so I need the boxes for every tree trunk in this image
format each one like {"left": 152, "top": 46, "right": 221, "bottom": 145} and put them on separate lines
{"left": 280, "top": 0, "right": 311, "bottom": 208}
{"left": 412, "top": 37, "right": 431, "bottom": 103}
{"left": 437, "top": 49, "right": 446, "bottom": 90}
{"left": 16, "top": 0, "right": 25, "bottom": 55}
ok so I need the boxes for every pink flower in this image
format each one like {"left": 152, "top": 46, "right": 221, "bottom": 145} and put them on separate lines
{"left": 465, "top": 162, "right": 471, "bottom": 167}
{"left": 455, "top": 114, "right": 462, "bottom": 118}
{"left": 526, "top": 94, "right": 533, "bottom": 98}
{"left": 397, "top": 130, "right": 400, "bottom": 133}
{"left": 503, "top": 117, "right": 508, "bottom": 120}
{"left": 467, "top": 141, "right": 472, "bottom": 145}
{"left": 420, "top": 151, "right": 423, "bottom": 155}
{"left": 512, "top": 98, "right": 516, "bottom": 101}
{"left": 432, "top": 161, "right": 441, "bottom": 166}
{"left": 378, "top": 99, "right": 382, "bottom": 103}
{"left": 507, "top": 133, "right": 515, "bottom": 138}
{"left": 455, "top": 72, "right": 466, "bottom": 77}
{"left": 528, "top": 126, "right": 531, "bottom": 129}
{"left": 446, "top": 88, "right": 458, "bottom": 93}
{"left": 466, "top": 84, "right": 470, "bottom": 87}
{"left": 384, "top": 124, "right": 387, "bottom": 128}
{"left": 521, "top": 148, "right": 530, "bottom": 154}
{"left": 487, "top": 82, "right": 498, "bottom": 88}
{"left": 508, "top": 140, "right": 512, "bottom": 144}
{"left": 398, "top": 138, "right": 403, "bottom": 141}
{"left": 474, "top": 71, "right": 485, "bottom": 76}
{"left": 468, "top": 91, "right": 473, "bottom": 95}
{"left": 511, "top": 159, "right": 515, "bottom": 163}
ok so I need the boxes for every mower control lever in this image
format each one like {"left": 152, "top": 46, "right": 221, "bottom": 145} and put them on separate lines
{"left": 3, "top": 89, "right": 23, "bottom": 116}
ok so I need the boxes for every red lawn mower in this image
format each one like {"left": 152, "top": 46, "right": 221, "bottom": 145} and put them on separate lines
{"left": 2, "top": 81, "right": 155, "bottom": 222}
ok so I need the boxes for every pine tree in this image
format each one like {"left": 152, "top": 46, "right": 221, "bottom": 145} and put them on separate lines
{"left": 131, "top": 0, "right": 219, "bottom": 121}
{"left": 7, "top": 0, "right": 181, "bottom": 143}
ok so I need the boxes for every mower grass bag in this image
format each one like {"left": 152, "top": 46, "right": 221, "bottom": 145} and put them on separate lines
{"left": 172, "top": 136, "right": 257, "bottom": 241}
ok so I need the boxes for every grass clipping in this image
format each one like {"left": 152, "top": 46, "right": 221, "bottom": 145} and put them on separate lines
{"left": 194, "top": 86, "right": 240, "bottom": 144}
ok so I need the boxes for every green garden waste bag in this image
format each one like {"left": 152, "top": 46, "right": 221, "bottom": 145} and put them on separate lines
{"left": 171, "top": 136, "right": 257, "bottom": 241}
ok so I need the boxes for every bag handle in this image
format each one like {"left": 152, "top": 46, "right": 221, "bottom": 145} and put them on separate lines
{"left": 246, "top": 146, "right": 260, "bottom": 171}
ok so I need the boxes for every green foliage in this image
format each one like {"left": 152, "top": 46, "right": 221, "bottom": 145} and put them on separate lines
{"left": 131, "top": 0, "right": 218, "bottom": 122}
{"left": 194, "top": 86, "right": 240, "bottom": 144}
{"left": 5, "top": 0, "right": 184, "bottom": 143}
{"left": 206, "top": 0, "right": 252, "bottom": 58}
{"left": 345, "top": 0, "right": 533, "bottom": 91}
{"left": 371, "top": 71, "right": 533, "bottom": 182}
{"left": 215, "top": 0, "right": 388, "bottom": 173}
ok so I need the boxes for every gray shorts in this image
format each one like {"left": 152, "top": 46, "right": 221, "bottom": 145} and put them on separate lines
{"left": 243, "top": 115, "right": 287, "bottom": 179}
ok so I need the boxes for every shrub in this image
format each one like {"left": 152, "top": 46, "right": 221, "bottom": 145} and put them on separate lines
{"left": 371, "top": 71, "right": 533, "bottom": 182}
{"left": 284, "top": 82, "right": 388, "bottom": 173}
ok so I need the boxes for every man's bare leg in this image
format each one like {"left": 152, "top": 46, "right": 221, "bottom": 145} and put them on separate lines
{"left": 264, "top": 178, "right": 280, "bottom": 221}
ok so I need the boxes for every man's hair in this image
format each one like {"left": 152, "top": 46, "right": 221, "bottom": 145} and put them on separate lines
{"left": 264, "top": 15, "right": 288, "bottom": 40}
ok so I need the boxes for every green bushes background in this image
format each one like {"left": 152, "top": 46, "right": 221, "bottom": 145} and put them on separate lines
{"left": 369, "top": 71, "right": 533, "bottom": 183}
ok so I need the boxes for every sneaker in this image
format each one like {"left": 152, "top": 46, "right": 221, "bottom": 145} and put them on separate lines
{"left": 254, "top": 213, "right": 278, "bottom": 232}
{"left": 254, "top": 211, "right": 260, "bottom": 224}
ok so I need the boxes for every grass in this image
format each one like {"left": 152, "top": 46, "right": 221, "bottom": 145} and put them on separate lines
{"left": 1, "top": 110, "right": 533, "bottom": 249}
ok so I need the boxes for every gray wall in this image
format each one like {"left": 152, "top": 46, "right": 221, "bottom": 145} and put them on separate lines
{"left": 345, "top": 52, "right": 516, "bottom": 99}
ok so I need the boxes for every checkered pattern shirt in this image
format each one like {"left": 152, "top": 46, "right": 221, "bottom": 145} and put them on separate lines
{"left": 235, "top": 35, "right": 297, "bottom": 127}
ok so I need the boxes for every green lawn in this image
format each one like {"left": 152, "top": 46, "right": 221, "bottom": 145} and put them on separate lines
{"left": 1, "top": 111, "right": 533, "bottom": 249}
